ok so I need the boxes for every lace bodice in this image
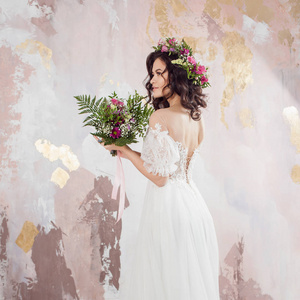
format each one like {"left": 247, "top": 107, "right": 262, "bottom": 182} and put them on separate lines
{"left": 141, "top": 123, "right": 200, "bottom": 184}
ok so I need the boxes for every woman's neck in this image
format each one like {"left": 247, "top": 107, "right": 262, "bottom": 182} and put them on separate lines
{"left": 167, "top": 93, "right": 181, "bottom": 108}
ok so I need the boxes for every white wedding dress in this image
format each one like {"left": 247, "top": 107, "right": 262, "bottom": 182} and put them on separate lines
{"left": 123, "top": 122, "right": 220, "bottom": 300}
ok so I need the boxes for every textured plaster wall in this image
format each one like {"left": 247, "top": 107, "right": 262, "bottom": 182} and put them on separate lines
{"left": 0, "top": 0, "right": 299, "bottom": 299}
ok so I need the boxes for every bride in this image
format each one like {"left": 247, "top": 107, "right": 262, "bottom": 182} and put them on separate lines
{"left": 97, "top": 38, "right": 220, "bottom": 300}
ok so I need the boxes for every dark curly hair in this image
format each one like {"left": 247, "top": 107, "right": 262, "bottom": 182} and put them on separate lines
{"left": 144, "top": 51, "right": 207, "bottom": 121}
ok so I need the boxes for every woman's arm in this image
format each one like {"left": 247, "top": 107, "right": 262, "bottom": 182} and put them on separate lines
{"left": 93, "top": 136, "right": 168, "bottom": 187}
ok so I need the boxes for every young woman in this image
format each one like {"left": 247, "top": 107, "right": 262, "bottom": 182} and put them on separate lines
{"left": 97, "top": 38, "right": 220, "bottom": 300}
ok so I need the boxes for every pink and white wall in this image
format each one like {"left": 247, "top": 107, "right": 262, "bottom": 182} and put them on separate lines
{"left": 0, "top": 0, "right": 299, "bottom": 299}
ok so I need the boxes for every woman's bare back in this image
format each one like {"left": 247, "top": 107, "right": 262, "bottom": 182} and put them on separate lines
{"left": 150, "top": 107, "right": 204, "bottom": 158}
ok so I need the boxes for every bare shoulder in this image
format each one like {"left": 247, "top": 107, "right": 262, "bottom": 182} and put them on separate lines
{"left": 149, "top": 108, "right": 169, "bottom": 127}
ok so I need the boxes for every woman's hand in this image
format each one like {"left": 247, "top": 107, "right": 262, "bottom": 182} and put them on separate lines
{"left": 93, "top": 136, "right": 129, "bottom": 159}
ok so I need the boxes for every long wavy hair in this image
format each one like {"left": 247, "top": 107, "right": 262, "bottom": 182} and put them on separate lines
{"left": 145, "top": 51, "right": 207, "bottom": 121}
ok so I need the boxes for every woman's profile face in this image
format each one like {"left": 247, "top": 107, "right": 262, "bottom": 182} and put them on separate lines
{"left": 150, "top": 58, "right": 169, "bottom": 98}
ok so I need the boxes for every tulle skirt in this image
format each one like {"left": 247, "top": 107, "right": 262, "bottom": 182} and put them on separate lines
{"left": 122, "top": 180, "right": 220, "bottom": 300}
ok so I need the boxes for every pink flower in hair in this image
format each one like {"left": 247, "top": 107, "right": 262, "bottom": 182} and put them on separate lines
{"left": 195, "top": 65, "right": 206, "bottom": 74}
{"left": 187, "top": 56, "right": 197, "bottom": 65}
{"left": 201, "top": 76, "right": 208, "bottom": 84}
{"left": 161, "top": 45, "right": 168, "bottom": 52}
{"left": 168, "top": 38, "right": 176, "bottom": 45}
{"left": 180, "top": 48, "right": 189, "bottom": 55}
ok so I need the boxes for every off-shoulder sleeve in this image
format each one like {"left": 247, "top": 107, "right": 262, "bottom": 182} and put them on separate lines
{"left": 141, "top": 123, "right": 180, "bottom": 177}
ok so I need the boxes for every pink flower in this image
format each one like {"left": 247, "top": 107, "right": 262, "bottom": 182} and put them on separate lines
{"left": 187, "top": 56, "right": 197, "bottom": 65}
{"left": 168, "top": 38, "right": 176, "bottom": 45}
{"left": 201, "top": 76, "right": 208, "bottom": 84}
{"left": 127, "top": 124, "right": 131, "bottom": 130}
{"left": 180, "top": 48, "right": 189, "bottom": 55}
{"left": 110, "top": 127, "right": 121, "bottom": 139}
{"left": 158, "top": 38, "right": 164, "bottom": 45}
{"left": 195, "top": 65, "right": 206, "bottom": 75}
{"left": 111, "top": 98, "right": 118, "bottom": 105}
{"left": 161, "top": 45, "right": 168, "bottom": 52}
{"left": 111, "top": 98, "right": 124, "bottom": 106}
{"left": 170, "top": 48, "right": 175, "bottom": 52}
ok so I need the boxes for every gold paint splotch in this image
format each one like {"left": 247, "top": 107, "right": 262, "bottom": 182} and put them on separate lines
{"left": 99, "top": 73, "right": 108, "bottom": 89}
{"left": 15, "top": 221, "right": 39, "bottom": 253}
{"left": 35, "top": 139, "right": 80, "bottom": 171}
{"left": 183, "top": 36, "right": 208, "bottom": 57}
{"left": 239, "top": 108, "right": 254, "bottom": 128}
{"left": 204, "top": 0, "right": 221, "bottom": 20}
{"left": 291, "top": 165, "right": 300, "bottom": 184}
{"left": 153, "top": 0, "right": 186, "bottom": 38}
{"left": 16, "top": 39, "right": 52, "bottom": 70}
{"left": 283, "top": 106, "right": 300, "bottom": 153}
{"left": 244, "top": 0, "right": 274, "bottom": 24}
{"left": 224, "top": 16, "right": 236, "bottom": 27}
{"left": 221, "top": 31, "right": 253, "bottom": 128}
{"left": 278, "top": 29, "right": 295, "bottom": 48}
{"left": 51, "top": 167, "right": 70, "bottom": 188}
{"left": 288, "top": 0, "right": 300, "bottom": 20}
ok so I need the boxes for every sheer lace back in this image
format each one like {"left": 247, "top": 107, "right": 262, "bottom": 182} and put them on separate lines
{"left": 141, "top": 123, "right": 200, "bottom": 184}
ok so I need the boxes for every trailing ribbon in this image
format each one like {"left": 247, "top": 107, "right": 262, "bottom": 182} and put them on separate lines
{"left": 111, "top": 150, "right": 126, "bottom": 223}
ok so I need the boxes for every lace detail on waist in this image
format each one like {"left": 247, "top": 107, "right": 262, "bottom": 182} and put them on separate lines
{"left": 169, "top": 141, "right": 200, "bottom": 184}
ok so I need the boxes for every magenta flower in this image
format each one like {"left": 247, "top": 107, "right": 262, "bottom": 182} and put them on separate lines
{"left": 180, "top": 48, "right": 189, "bottom": 55}
{"left": 168, "top": 38, "right": 176, "bottom": 45}
{"left": 127, "top": 124, "right": 131, "bottom": 130}
{"left": 111, "top": 98, "right": 124, "bottom": 106}
{"left": 201, "top": 76, "right": 208, "bottom": 84}
{"left": 187, "top": 56, "right": 197, "bottom": 65}
{"left": 111, "top": 98, "right": 118, "bottom": 105}
{"left": 195, "top": 65, "right": 206, "bottom": 74}
{"left": 161, "top": 45, "right": 168, "bottom": 52}
{"left": 110, "top": 127, "right": 121, "bottom": 139}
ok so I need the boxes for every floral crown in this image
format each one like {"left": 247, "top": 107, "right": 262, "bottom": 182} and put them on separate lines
{"left": 153, "top": 37, "right": 210, "bottom": 88}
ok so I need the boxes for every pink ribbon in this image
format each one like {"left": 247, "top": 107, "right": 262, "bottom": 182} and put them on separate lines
{"left": 111, "top": 150, "right": 126, "bottom": 223}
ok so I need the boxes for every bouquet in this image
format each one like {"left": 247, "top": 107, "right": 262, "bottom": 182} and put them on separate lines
{"left": 74, "top": 91, "right": 153, "bottom": 223}
{"left": 74, "top": 91, "right": 154, "bottom": 155}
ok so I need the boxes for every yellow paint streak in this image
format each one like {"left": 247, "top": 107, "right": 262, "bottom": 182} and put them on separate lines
{"left": 15, "top": 221, "right": 39, "bottom": 253}
{"left": 221, "top": 31, "right": 253, "bottom": 128}
{"left": 291, "top": 165, "right": 300, "bottom": 184}
{"left": 51, "top": 167, "right": 70, "bottom": 188}
{"left": 16, "top": 39, "right": 52, "bottom": 70}
{"left": 244, "top": 0, "right": 274, "bottom": 23}
{"left": 154, "top": 0, "right": 174, "bottom": 37}
{"left": 278, "top": 29, "right": 294, "bottom": 48}
{"left": 35, "top": 139, "right": 80, "bottom": 171}
{"left": 204, "top": 0, "right": 221, "bottom": 20}
{"left": 283, "top": 106, "right": 300, "bottom": 153}
{"left": 146, "top": 3, "right": 155, "bottom": 45}
{"left": 207, "top": 43, "right": 218, "bottom": 61}
{"left": 239, "top": 108, "right": 254, "bottom": 128}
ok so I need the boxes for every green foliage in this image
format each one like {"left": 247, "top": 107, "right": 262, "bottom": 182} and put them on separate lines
{"left": 74, "top": 91, "right": 154, "bottom": 147}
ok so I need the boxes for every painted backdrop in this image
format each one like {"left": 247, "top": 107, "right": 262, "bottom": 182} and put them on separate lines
{"left": 0, "top": 0, "right": 299, "bottom": 299}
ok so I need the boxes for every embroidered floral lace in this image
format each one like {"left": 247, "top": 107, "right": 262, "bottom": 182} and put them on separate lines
{"left": 141, "top": 123, "right": 199, "bottom": 184}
